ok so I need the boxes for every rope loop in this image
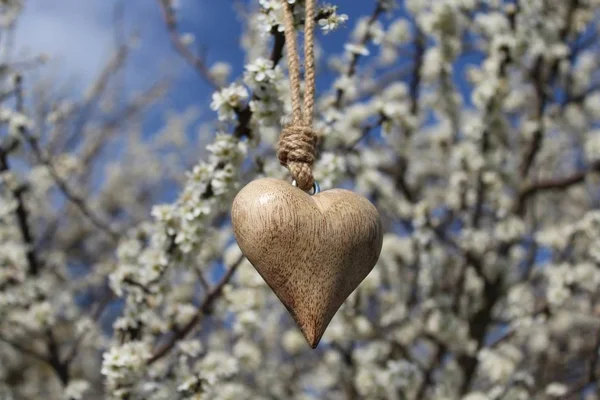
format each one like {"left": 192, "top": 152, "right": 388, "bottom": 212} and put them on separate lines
{"left": 277, "top": 124, "right": 317, "bottom": 191}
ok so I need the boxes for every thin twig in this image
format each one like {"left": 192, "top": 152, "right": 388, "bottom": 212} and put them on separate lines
{"left": 564, "top": 326, "right": 600, "bottom": 398}
{"left": 516, "top": 159, "right": 600, "bottom": 214}
{"left": 0, "top": 149, "right": 40, "bottom": 275}
{"left": 157, "top": 0, "right": 221, "bottom": 89}
{"left": 0, "top": 334, "right": 47, "bottom": 362}
{"left": 147, "top": 256, "right": 244, "bottom": 364}
{"left": 63, "top": 289, "right": 115, "bottom": 365}
{"left": 26, "top": 134, "right": 121, "bottom": 242}
{"left": 0, "top": 79, "right": 40, "bottom": 276}
{"left": 46, "top": 329, "right": 70, "bottom": 386}
{"left": 61, "top": 45, "right": 129, "bottom": 153}
{"left": 520, "top": 0, "right": 579, "bottom": 178}
{"left": 79, "top": 81, "right": 168, "bottom": 168}
{"left": 346, "top": 115, "right": 387, "bottom": 150}
{"left": 334, "top": 2, "right": 385, "bottom": 108}
{"left": 409, "top": 29, "right": 425, "bottom": 119}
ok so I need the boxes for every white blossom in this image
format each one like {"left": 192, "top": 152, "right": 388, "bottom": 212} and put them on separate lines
{"left": 318, "top": 6, "right": 348, "bottom": 34}
{"left": 210, "top": 83, "right": 249, "bottom": 122}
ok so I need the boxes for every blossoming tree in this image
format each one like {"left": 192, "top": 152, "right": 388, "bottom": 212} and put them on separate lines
{"left": 1, "top": 0, "right": 600, "bottom": 399}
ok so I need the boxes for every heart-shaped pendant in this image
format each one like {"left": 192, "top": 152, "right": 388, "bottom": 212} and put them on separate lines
{"left": 231, "top": 178, "right": 383, "bottom": 348}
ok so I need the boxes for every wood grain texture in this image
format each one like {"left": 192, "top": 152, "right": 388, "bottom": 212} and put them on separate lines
{"left": 231, "top": 178, "right": 383, "bottom": 348}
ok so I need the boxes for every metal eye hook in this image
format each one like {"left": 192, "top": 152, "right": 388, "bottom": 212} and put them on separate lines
{"left": 292, "top": 179, "right": 320, "bottom": 195}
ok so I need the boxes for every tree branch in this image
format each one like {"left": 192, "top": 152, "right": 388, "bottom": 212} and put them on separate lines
{"left": 520, "top": 0, "right": 579, "bottom": 177}
{"left": 564, "top": 326, "right": 600, "bottom": 398}
{"left": 0, "top": 79, "right": 40, "bottom": 276}
{"left": 157, "top": 0, "right": 221, "bottom": 89}
{"left": 25, "top": 133, "right": 121, "bottom": 242}
{"left": 516, "top": 159, "right": 600, "bottom": 214}
{"left": 0, "top": 148, "right": 40, "bottom": 276}
{"left": 63, "top": 289, "right": 115, "bottom": 366}
{"left": 46, "top": 329, "right": 70, "bottom": 386}
{"left": 147, "top": 256, "right": 244, "bottom": 364}
{"left": 0, "top": 334, "right": 47, "bottom": 362}
{"left": 334, "top": 2, "right": 385, "bottom": 108}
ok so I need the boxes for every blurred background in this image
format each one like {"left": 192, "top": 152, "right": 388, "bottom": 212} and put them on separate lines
{"left": 2, "top": 0, "right": 600, "bottom": 399}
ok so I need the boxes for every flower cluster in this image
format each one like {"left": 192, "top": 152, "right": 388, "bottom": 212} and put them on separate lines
{"left": 318, "top": 5, "right": 348, "bottom": 34}
{"left": 244, "top": 57, "right": 286, "bottom": 127}
{"left": 101, "top": 341, "right": 151, "bottom": 397}
{"left": 210, "top": 83, "right": 249, "bottom": 122}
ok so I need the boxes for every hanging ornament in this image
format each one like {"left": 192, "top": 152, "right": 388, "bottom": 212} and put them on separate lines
{"left": 231, "top": 0, "right": 383, "bottom": 348}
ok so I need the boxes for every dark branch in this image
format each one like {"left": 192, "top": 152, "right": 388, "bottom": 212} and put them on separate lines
{"left": 157, "top": 0, "right": 221, "bottom": 89}
{"left": 334, "top": 3, "right": 385, "bottom": 108}
{"left": 516, "top": 159, "right": 600, "bottom": 214}
{"left": 147, "top": 256, "right": 243, "bottom": 364}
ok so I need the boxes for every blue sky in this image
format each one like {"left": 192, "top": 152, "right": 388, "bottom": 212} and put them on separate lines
{"left": 15, "top": 1, "right": 387, "bottom": 124}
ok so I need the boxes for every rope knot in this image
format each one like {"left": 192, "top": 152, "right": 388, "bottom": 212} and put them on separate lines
{"left": 277, "top": 124, "right": 318, "bottom": 191}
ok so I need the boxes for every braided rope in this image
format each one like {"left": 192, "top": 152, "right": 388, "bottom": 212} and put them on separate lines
{"left": 277, "top": 0, "right": 318, "bottom": 191}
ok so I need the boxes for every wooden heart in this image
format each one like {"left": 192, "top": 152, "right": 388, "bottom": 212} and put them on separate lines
{"left": 231, "top": 178, "right": 382, "bottom": 348}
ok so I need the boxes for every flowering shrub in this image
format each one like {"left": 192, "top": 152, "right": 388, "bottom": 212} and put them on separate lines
{"left": 1, "top": 0, "right": 600, "bottom": 399}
